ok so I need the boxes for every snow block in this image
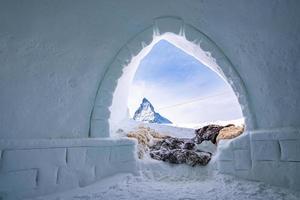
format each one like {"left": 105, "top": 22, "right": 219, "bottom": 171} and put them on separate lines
{"left": 251, "top": 140, "right": 280, "bottom": 161}
{"left": 107, "top": 59, "right": 125, "bottom": 76}
{"left": 154, "top": 16, "right": 184, "bottom": 36}
{"left": 232, "top": 133, "right": 250, "bottom": 149}
{"left": 1, "top": 148, "right": 66, "bottom": 172}
{"left": 280, "top": 140, "right": 300, "bottom": 161}
{"left": 115, "top": 46, "right": 132, "bottom": 67}
{"left": 37, "top": 167, "right": 59, "bottom": 189}
{"left": 0, "top": 150, "right": 2, "bottom": 168}
{"left": 183, "top": 24, "right": 202, "bottom": 43}
{"left": 126, "top": 27, "right": 153, "bottom": 56}
{"left": 67, "top": 147, "right": 86, "bottom": 169}
{"left": 92, "top": 106, "right": 110, "bottom": 120}
{"left": 215, "top": 58, "right": 234, "bottom": 77}
{"left": 234, "top": 150, "right": 251, "bottom": 170}
{"left": 86, "top": 147, "right": 110, "bottom": 165}
{"left": 78, "top": 165, "right": 96, "bottom": 187}
{"left": 217, "top": 143, "right": 234, "bottom": 161}
{"left": 90, "top": 119, "right": 109, "bottom": 138}
{"left": 110, "top": 145, "right": 135, "bottom": 162}
{"left": 0, "top": 169, "right": 37, "bottom": 191}
{"left": 252, "top": 161, "right": 284, "bottom": 187}
{"left": 251, "top": 128, "right": 300, "bottom": 140}
{"left": 252, "top": 161, "right": 294, "bottom": 189}
{"left": 217, "top": 160, "right": 235, "bottom": 174}
{"left": 95, "top": 88, "right": 113, "bottom": 107}
{"left": 199, "top": 36, "right": 224, "bottom": 60}
{"left": 287, "top": 162, "right": 300, "bottom": 191}
{"left": 0, "top": 139, "right": 137, "bottom": 198}
{"left": 95, "top": 163, "right": 113, "bottom": 179}
{"left": 57, "top": 167, "right": 79, "bottom": 190}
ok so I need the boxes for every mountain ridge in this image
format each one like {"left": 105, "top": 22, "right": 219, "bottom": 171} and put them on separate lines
{"left": 133, "top": 98, "right": 172, "bottom": 124}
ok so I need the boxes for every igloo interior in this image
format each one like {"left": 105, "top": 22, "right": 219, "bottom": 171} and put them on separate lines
{"left": 0, "top": 1, "right": 300, "bottom": 199}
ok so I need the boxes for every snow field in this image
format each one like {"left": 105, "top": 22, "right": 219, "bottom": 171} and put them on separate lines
{"left": 36, "top": 160, "right": 300, "bottom": 200}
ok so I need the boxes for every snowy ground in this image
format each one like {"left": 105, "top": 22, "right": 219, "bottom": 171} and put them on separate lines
{"left": 113, "top": 118, "right": 244, "bottom": 138}
{"left": 32, "top": 122, "right": 300, "bottom": 200}
{"left": 173, "top": 118, "right": 245, "bottom": 129}
{"left": 34, "top": 160, "right": 300, "bottom": 200}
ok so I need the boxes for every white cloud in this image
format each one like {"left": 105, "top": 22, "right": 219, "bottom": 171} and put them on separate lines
{"left": 126, "top": 37, "right": 243, "bottom": 124}
{"left": 128, "top": 79, "right": 243, "bottom": 124}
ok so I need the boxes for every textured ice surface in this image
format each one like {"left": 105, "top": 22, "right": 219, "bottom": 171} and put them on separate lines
{"left": 0, "top": 0, "right": 299, "bottom": 137}
{"left": 35, "top": 161, "right": 300, "bottom": 200}
{"left": 1, "top": 0, "right": 300, "bottom": 198}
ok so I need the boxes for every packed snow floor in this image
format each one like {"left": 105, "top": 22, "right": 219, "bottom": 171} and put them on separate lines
{"left": 35, "top": 160, "right": 300, "bottom": 200}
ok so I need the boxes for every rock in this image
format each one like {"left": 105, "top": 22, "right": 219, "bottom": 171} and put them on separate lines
{"left": 126, "top": 123, "right": 243, "bottom": 165}
{"left": 216, "top": 125, "right": 244, "bottom": 143}
{"left": 149, "top": 137, "right": 211, "bottom": 166}
{"left": 193, "top": 124, "right": 237, "bottom": 144}
{"left": 183, "top": 140, "right": 196, "bottom": 150}
{"left": 126, "top": 126, "right": 169, "bottom": 159}
{"left": 193, "top": 124, "right": 228, "bottom": 144}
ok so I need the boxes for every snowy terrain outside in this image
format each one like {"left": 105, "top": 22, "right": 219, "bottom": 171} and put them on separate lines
{"left": 35, "top": 160, "right": 300, "bottom": 200}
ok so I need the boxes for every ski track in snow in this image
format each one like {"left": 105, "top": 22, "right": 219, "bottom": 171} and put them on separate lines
{"left": 34, "top": 161, "right": 300, "bottom": 200}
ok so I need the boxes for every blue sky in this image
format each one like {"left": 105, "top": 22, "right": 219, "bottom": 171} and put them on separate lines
{"left": 128, "top": 40, "right": 243, "bottom": 125}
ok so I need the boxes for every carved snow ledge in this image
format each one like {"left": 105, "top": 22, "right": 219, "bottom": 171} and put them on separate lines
{"left": 90, "top": 16, "right": 257, "bottom": 138}
{"left": 250, "top": 127, "right": 300, "bottom": 140}
{"left": 0, "top": 138, "right": 135, "bottom": 150}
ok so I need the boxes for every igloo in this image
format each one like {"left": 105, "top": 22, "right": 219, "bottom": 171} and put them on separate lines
{"left": 0, "top": 1, "right": 299, "bottom": 199}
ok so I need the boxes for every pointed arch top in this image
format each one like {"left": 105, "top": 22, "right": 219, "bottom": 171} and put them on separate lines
{"left": 90, "top": 16, "right": 257, "bottom": 137}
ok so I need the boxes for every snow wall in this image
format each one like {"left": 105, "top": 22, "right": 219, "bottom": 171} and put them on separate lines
{"left": 0, "top": 0, "right": 299, "bottom": 199}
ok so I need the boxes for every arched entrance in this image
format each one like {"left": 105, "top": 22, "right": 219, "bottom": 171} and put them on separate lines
{"left": 89, "top": 16, "right": 256, "bottom": 138}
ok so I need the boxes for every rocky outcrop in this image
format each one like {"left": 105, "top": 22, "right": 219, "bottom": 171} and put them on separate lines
{"left": 149, "top": 137, "right": 211, "bottom": 166}
{"left": 126, "top": 124, "right": 244, "bottom": 166}
{"left": 193, "top": 124, "right": 244, "bottom": 144}
{"left": 126, "top": 126, "right": 169, "bottom": 159}
{"left": 193, "top": 124, "right": 227, "bottom": 144}
{"left": 216, "top": 125, "right": 244, "bottom": 143}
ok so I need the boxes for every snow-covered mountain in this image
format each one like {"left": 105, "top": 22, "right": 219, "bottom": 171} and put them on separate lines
{"left": 133, "top": 98, "right": 172, "bottom": 124}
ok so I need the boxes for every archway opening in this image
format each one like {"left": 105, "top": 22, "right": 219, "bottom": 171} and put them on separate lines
{"left": 127, "top": 39, "right": 243, "bottom": 130}
{"left": 90, "top": 19, "right": 256, "bottom": 139}
{"left": 106, "top": 32, "right": 247, "bottom": 166}
{"left": 108, "top": 33, "right": 245, "bottom": 135}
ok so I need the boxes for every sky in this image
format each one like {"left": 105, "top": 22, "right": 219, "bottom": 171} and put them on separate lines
{"left": 127, "top": 40, "right": 243, "bottom": 125}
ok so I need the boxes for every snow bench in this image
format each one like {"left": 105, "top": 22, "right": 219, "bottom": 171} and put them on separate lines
{"left": 216, "top": 128, "right": 300, "bottom": 191}
{"left": 0, "top": 138, "right": 137, "bottom": 199}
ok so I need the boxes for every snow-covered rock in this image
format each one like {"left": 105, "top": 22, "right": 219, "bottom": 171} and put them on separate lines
{"left": 126, "top": 125, "right": 169, "bottom": 159}
{"left": 133, "top": 98, "right": 172, "bottom": 124}
{"left": 149, "top": 137, "right": 212, "bottom": 166}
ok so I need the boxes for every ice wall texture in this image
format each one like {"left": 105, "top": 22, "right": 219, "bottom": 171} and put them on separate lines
{"left": 0, "top": 0, "right": 300, "bottom": 139}
{"left": 0, "top": 138, "right": 137, "bottom": 199}
{"left": 0, "top": 0, "right": 299, "bottom": 197}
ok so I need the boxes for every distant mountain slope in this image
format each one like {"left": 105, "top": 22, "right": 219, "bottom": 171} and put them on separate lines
{"left": 133, "top": 98, "right": 172, "bottom": 124}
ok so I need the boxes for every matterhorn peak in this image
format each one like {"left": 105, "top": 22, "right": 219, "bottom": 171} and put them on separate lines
{"left": 133, "top": 98, "right": 172, "bottom": 124}
{"left": 142, "top": 97, "right": 148, "bottom": 103}
{"left": 141, "top": 97, "right": 152, "bottom": 106}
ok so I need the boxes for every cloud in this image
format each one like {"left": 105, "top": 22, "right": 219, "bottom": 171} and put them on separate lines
{"left": 127, "top": 40, "right": 243, "bottom": 124}
{"left": 128, "top": 80, "right": 242, "bottom": 124}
